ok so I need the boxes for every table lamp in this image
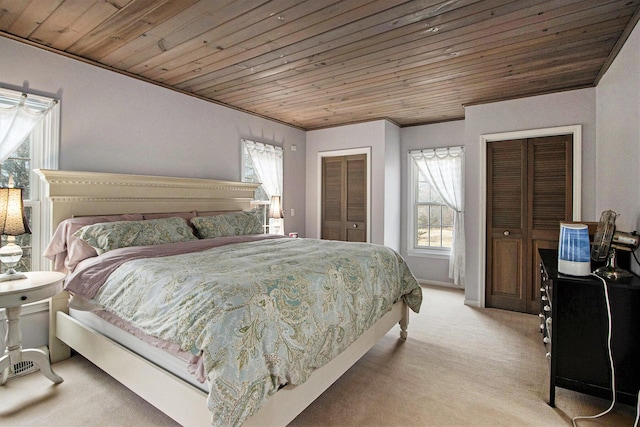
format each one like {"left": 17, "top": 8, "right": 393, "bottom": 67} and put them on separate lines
{"left": 269, "top": 195, "right": 283, "bottom": 235}
{"left": 0, "top": 186, "right": 31, "bottom": 282}
{"left": 269, "top": 195, "right": 283, "bottom": 219}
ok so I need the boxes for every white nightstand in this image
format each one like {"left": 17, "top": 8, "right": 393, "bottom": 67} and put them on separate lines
{"left": 0, "top": 271, "right": 66, "bottom": 385}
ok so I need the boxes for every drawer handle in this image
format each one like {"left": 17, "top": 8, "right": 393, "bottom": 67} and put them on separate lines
{"left": 503, "top": 230, "right": 510, "bottom": 236}
{"left": 20, "top": 295, "right": 27, "bottom": 301}
{"left": 544, "top": 305, "right": 551, "bottom": 312}
{"left": 543, "top": 337, "right": 550, "bottom": 344}
{"left": 542, "top": 296, "right": 548, "bottom": 301}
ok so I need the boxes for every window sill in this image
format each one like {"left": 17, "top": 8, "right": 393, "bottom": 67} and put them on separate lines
{"left": 407, "top": 248, "right": 451, "bottom": 259}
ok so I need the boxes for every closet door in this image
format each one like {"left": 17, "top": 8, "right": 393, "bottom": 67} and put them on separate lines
{"left": 527, "top": 135, "right": 573, "bottom": 313}
{"left": 486, "top": 139, "right": 528, "bottom": 312}
{"left": 321, "top": 154, "right": 367, "bottom": 242}
{"left": 486, "top": 135, "right": 572, "bottom": 314}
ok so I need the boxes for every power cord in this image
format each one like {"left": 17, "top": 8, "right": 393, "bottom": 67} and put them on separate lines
{"left": 572, "top": 273, "right": 616, "bottom": 427}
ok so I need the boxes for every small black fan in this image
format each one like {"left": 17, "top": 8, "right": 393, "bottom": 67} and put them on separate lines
{"left": 591, "top": 210, "right": 640, "bottom": 281}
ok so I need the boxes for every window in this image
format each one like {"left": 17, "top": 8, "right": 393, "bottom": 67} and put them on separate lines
{"left": 415, "top": 177, "right": 454, "bottom": 248}
{"left": 242, "top": 145, "right": 269, "bottom": 233}
{"left": 408, "top": 146, "right": 465, "bottom": 285}
{"left": 241, "top": 140, "right": 283, "bottom": 234}
{"left": 0, "top": 88, "right": 59, "bottom": 272}
{"left": 409, "top": 158, "right": 454, "bottom": 254}
{"left": 0, "top": 136, "right": 33, "bottom": 273}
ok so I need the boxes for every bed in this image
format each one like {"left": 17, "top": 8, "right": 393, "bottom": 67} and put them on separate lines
{"left": 36, "top": 169, "right": 422, "bottom": 427}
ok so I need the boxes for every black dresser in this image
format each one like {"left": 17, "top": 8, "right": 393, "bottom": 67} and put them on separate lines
{"left": 539, "top": 248, "right": 640, "bottom": 406}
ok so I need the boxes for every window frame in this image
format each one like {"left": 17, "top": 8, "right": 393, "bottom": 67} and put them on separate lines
{"left": 0, "top": 87, "right": 60, "bottom": 271}
{"left": 241, "top": 139, "right": 283, "bottom": 234}
{"left": 407, "top": 151, "right": 453, "bottom": 259}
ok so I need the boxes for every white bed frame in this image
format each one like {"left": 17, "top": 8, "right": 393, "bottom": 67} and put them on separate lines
{"left": 36, "top": 169, "right": 410, "bottom": 427}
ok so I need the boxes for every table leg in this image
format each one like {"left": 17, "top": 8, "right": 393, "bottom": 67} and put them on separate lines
{"left": 0, "top": 305, "right": 63, "bottom": 385}
{"left": 1, "top": 305, "right": 22, "bottom": 385}
{"left": 0, "top": 353, "right": 10, "bottom": 385}
{"left": 21, "top": 348, "right": 63, "bottom": 384}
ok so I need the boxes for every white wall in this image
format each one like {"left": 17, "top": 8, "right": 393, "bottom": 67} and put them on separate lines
{"left": 400, "top": 120, "right": 465, "bottom": 286}
{"left": 463, "top": 88, "right": 597, "bottom": 306}
{"left": 596, "top": 21, "right": 640, "bottom": 273}
{"left": 306, "top": 120, "right": 400, "bottom": 249}
{"left": 383, "top": 121, "right": 401, "bottom": 250}
{"left": 0, "top": 36, "right": 307, "bottom": 236}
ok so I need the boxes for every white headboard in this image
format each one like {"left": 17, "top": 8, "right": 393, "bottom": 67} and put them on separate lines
{"left": 36, "top": 169, "right": 259, "bottom": 231}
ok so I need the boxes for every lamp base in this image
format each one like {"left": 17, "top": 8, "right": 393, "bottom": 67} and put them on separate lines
{"left": 0, "top": 272, "right": 27, "bottom": 282}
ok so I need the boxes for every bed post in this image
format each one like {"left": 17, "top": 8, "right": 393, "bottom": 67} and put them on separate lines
{"left": 49, "top": 291, "right": 71, "bottom": 362}
{"left": 399, "top": 302, "right": 409, "bottom": 340}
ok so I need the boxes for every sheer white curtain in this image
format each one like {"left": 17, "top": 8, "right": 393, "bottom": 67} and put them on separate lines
{"left": 412, "top": 146, "right": 465, "bottom": 286}
{"left": 242, "top": 139, "right": 283, "bottom": 199}
{"left": 0, "top": 93, "right": 57, "bottom": 163}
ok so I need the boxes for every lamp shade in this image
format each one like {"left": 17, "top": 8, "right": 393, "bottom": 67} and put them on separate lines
{"left": 269, "top": 195, "right": 283, "bottom": 219}
{"left": 0, "top": 187, "right": 31, "bottom": 236}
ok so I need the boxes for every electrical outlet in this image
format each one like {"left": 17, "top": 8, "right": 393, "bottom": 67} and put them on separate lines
{"left": 291, "top": 208, "right": 295, "bottom": 216}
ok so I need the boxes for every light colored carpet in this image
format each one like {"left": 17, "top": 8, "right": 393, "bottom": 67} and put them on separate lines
{"left": 0, "top": 285, "right": 635, "bottom": 426}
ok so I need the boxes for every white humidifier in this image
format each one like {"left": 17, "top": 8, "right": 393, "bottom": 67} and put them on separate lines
{"left": 558, "top": 223, "right": 591, "bottom": 276}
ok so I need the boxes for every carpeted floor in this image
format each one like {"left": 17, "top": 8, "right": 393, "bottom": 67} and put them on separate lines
{"left": 0, "top": 285, "right": 635, "bottom": 426}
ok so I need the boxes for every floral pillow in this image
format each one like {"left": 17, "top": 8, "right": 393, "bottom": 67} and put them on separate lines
{"left": 43, "top": 214, "right": 145, "bottom": 272}
{"left": 74, "top": 217, "right": 197, "bottom": 254}
{"left": 190, "top": 210, "right": 263, "bottom": 239}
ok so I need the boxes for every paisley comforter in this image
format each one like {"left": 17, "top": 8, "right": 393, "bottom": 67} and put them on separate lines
{"left": 70, "top": 236, "right": 422, "bottom": 426}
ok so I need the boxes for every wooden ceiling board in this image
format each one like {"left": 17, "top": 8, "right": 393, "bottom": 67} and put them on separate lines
{"left": 1, "top": 0, "right": 638, "bottom": 129}
{"left": 102, "top": 0, "right": 246, "bottom": 70}
{"left": 67, "top": 1, "right": 200, "bottom": 59}
{"left": 200, "top": 1, "right": 628, "bottom": 104}
{"left": 182, "top": 0, "right": 508, "bottom": 96}
{"left": 138, "top": 0, "right": 405, "bottom": 83}
{"left": 232, "top": 27, "right": 620, "bottom": 112}
{"left": 217, "top": 12, "right": 627, "bottom": 112}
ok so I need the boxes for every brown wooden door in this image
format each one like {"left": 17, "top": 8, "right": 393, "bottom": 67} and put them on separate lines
{"left": 321, "top": 154, "right": 367, "bottom": 242}
{"left": 486, "top": 135, "right": 572, "bottom": 313}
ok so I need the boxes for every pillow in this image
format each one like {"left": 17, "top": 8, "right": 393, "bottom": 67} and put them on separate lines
{"left": 143, "top": 211, "right": 196, "bottom": 221}
{"left": 44, "top": 214, "right": 144, "bottom": 272}
{"left": 144, "top": 211, "right": 198, "bottom": 234}
{"left": 195, "top": 210, "right": 237, "bottom": 217}
{"left": 190, "top": 210, "right": 263, "bottom": 239}
{"left": 74, "top": 216, "right": 197, "bottom": 254}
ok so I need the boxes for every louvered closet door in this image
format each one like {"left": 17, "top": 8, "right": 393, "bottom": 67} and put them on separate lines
{"left": 527, "top": 135, "right": 573, "bottom": 313}
{"left": 321, "top": 154, "right": 367, "bottom": 242}
{"left": 486, "top": 140, "right": 527, "bottom": 312}
{"left": 486, "top": 135, "right": 572, "bottom": 314}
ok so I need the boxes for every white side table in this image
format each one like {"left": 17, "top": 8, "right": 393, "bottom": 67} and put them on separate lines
{"left": 0, "top": 271, "right": 66, "bottom": 385}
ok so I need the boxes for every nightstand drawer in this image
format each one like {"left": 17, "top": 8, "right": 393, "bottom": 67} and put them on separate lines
{"left": 0, "top": 272, "right": 64, "bottom": 309}
{"left": 0, "top": 284, "right": 61, "bottom": 307}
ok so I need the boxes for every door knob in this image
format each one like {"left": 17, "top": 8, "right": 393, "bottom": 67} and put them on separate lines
{"left": 503, "top": 230, "right": 510, "bottom": 236}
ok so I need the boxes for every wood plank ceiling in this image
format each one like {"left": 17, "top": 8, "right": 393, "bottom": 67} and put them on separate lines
{"left": 1, "top": 0, "right": 639, "bottom": 130}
